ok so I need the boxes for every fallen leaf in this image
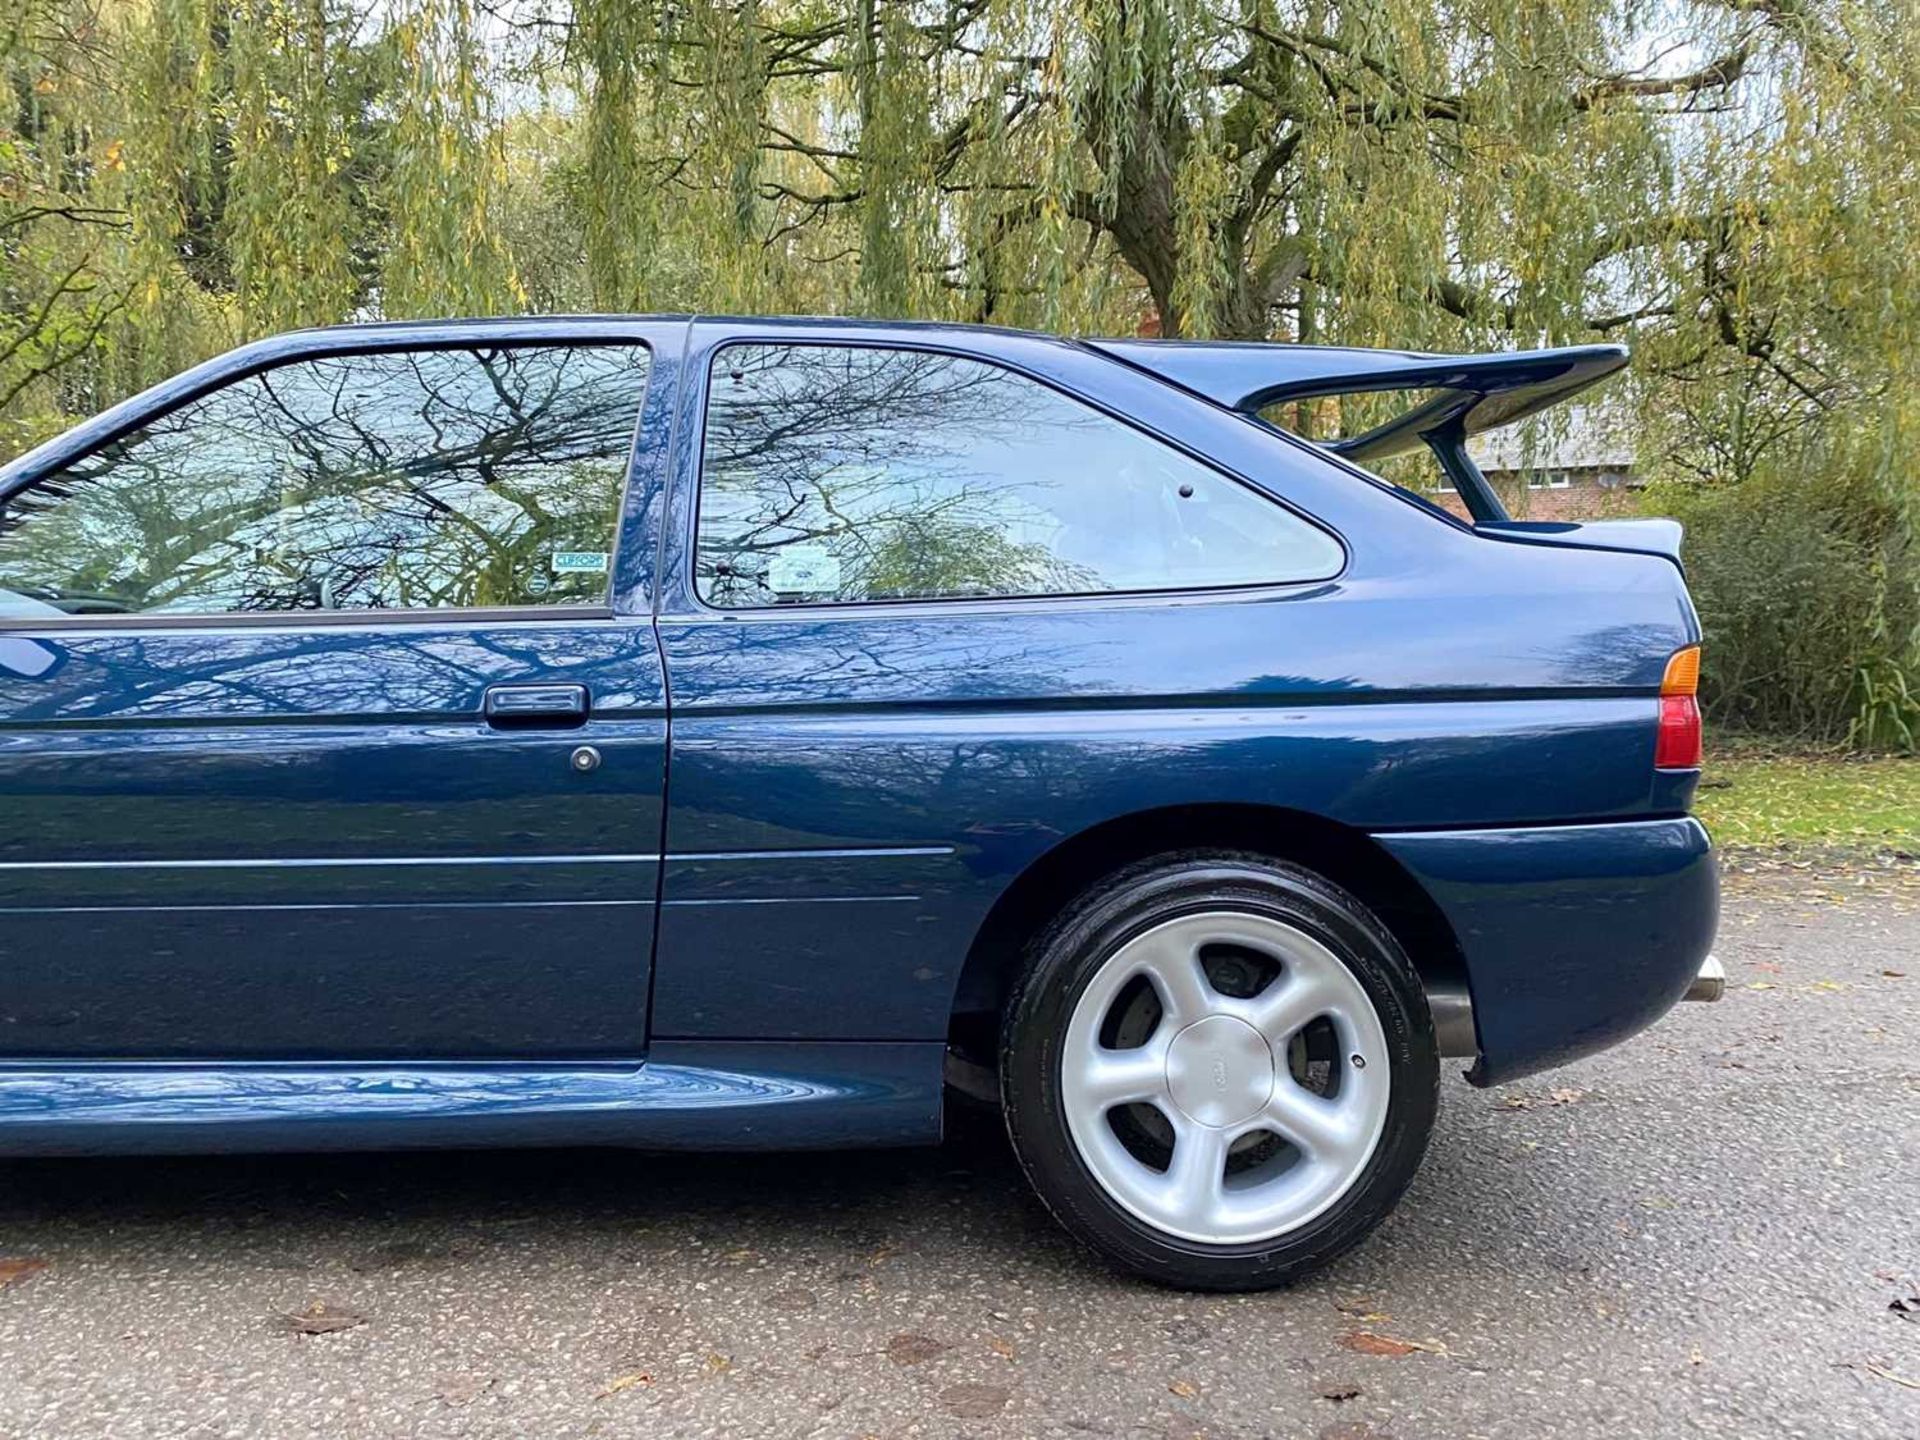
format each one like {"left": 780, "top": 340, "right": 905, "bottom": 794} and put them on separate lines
{"left": 1688, "top": 1346, "right": 1706, "bottom": 1366}
{"left": 705, "top": 1353, "right": 731, "bottom": 1374}
{"left": 1810, "top": 979, "right": 1847, "bottom": 992}
{"left": 886, "top": 1333, "right": 946, "bottom": 1366}
{"left": 595, "top": 1371, "right": 653, "bottom": 1399}
{"left": 940, "top": 1382, "right": 1009, "bottom": 1418}
{"left": 1344, "top": 1328, "right": 1443, "bottom": 1367}
{"left": 1169, "top": 1379, "right": 1198, "bottom": 1398}
{"left": 1882, "top": 970, "right": 1906, "bottom": 979}
{"left": 986, "top": 1336, "right": 1016, "bottom": 1360}
{"left": 0, "top": 1257, "right": 49, "bottom": 1289}
{"left": 1319, "top": 1383, "right": 1362, "bottom": 1402}
{"left": 768, "top": 1287, "right": 816, "bottom": 1311}
{"left": 1338, "top": 1332, "right": 1419, "bottom": 1357}
{"left": 278, "top": 1301, "right": 365, "bottom": 1335}
{"left": 1889, "top": 1296, "right": 1920, "bottom": 1320}
{"left": 1747, "top": 981, "right": 1778, "bottom": 991}
{"left": 1500, "top": 1087, "right": 1587, "bottom": 1110}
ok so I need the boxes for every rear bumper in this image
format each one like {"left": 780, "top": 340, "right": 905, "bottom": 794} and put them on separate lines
{"left": 1376, "top": 817, "right": 1718, "bottom": 1086}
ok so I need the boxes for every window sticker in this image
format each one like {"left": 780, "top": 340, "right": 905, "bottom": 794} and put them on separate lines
{"left": 551, "top": 551, "right": 610, "bottom": 575}
{"left": 767, "top": 545, "right": 842, "bottom": 596}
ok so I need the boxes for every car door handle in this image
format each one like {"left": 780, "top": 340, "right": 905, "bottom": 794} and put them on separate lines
{"left": 483, "top": 683, "right": 590, "bottom": 727}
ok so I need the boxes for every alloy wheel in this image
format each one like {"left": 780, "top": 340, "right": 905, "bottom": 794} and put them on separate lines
{"left": 1059, "top": 909, "right": 1391, "bottom": 1245}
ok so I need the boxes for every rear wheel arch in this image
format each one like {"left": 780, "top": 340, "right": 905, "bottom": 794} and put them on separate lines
{"left": 994, "top": 846, "right": 1440, "bottom": 1287}
{"left": 947, "top": 803, "right": 1469, "bottom": 1066}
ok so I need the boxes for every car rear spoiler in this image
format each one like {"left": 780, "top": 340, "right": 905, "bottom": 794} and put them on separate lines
{"left": 1085, "top": 339, "right": 1629, "bottom": 522}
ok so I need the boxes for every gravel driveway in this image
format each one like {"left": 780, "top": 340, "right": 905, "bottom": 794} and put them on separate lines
{"left": 1, "top": 874, "right": 1915, "bottom": 1439}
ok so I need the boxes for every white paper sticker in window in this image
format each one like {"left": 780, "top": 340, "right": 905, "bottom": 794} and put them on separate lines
{"left": 767, "top": 545, "right": 842, "bottom": 595}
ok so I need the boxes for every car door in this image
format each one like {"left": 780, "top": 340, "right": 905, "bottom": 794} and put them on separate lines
{"left": 648, "top": 327, "right": 1353, "bottom": 1046}
{"left": 0, "top": 323, "right": 677, "bottom": 1060}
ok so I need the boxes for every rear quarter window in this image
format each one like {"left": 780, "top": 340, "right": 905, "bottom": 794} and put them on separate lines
{"left": 696, "top": 342, "right": 1344, "bottom": 607}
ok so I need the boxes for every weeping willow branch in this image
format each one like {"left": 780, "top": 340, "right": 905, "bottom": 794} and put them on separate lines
{"left": 1570, "top": 43, "right": 1754, "bottom": 108}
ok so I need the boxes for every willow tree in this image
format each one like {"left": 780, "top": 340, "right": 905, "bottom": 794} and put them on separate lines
{"left": 556, "top": 2, "right": 1909, "bottom": 347}
{"left": 0, "top": 0, "right": 145, "bottom": 452}
{"left": 0, "top": 0, "right": 523, "bottom": 449}
{"left": 0, "top": 0, "right": 1909, "bottom": 735}
{"left": 382, "top": 0, "right": 522, "bottom": 316}
{"left": 554, "top": 0, "right": 1912, "bottom": 741}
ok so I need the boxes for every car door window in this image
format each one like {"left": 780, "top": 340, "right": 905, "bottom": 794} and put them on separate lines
{"left": 695, "top": 342, "right": 1342, "bottom": 607}
{"left": 0, "top": 344, "right": 649, "bottom": 618}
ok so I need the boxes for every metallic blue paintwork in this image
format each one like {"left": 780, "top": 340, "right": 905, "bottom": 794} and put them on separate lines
{"left": 0, "top": 619, "right": 670, "bottom": 1058}
{"left": 1474, "top": 517, "right": 1686, "bottom": 566}
{"left": 649, "top": 319, "right": 1705, "bottom": 1054}
{"left": 650, "top": 696, "right": 1676, "bottom": 1043}
{"left": 0, "top": 1042, "right": 940, "bottom": 1154}
{"left": 1377, "top": 818, "right": 1718, "bottom": 1084}
{"left": 0, "top": 316, "right": 687, "bottom": 1061}
{"left": 0, "top": 315, "right": 1717, "bottom": 1151}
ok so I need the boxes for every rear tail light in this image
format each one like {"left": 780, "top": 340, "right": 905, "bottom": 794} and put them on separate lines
{"left": 1655, "top": 645, "right": 1703, "bottom": 769}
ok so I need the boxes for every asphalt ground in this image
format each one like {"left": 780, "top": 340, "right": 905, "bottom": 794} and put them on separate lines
{"left": 0, "top": 869, "right": 1915, "bottom": 1439}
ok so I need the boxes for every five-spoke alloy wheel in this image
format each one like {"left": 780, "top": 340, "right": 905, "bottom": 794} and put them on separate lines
{"left": 1001, "top": 852, "right": 1438, "bottom": 1290}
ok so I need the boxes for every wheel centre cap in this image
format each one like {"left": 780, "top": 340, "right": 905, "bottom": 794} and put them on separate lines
{"left": 1164, "top": 1015, "right": 1275, "bottom": 1128}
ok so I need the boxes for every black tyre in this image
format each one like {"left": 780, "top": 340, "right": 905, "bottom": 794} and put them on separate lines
{"left": 999, "top": 850, "right": 1438, "bottom": 1291}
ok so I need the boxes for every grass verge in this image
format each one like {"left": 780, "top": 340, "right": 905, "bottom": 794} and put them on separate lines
{"left": 1694, "top": 741, "right": 1917, "bottom": 854}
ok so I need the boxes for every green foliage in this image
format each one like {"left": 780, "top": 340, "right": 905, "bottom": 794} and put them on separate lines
{"left": 1646, "top": 432, "right": 1919, "bottom": 750}
{"left": 1693, "top": 745, "right": 1919, "bottom": 852}
{"left": 0, "top": 0, "right": 1911, "bottom": 746}
{"left": 224, "top": 0, "right": 361, "bottom": 332}
{"left": 381, "top": 0, "right": 519, "bottom": 317}
{"left": 568, "top": 0, "right": 656, "bottom": 308}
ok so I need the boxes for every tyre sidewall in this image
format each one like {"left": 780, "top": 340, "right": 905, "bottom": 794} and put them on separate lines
{"left": 1000, "top": 853, "right": 1439, "bottom": 1291}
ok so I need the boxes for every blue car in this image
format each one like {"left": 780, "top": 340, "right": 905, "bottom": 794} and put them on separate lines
{"left": 0, "top": 317, "right": 1719, "bottom": 1289}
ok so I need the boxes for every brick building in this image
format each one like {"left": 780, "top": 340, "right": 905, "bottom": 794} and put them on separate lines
{"left": 1433, "top": 404, "right": 1642, "bottom": 522}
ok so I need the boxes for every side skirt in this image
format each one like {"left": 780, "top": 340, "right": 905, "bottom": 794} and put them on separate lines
{"left": 0, "top": 1041, "right": 944, "bottom": 1156}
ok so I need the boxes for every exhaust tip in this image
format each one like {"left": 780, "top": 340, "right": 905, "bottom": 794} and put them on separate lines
{"left": 1683, "top": 954, "right": 1725, "bottom": 1003}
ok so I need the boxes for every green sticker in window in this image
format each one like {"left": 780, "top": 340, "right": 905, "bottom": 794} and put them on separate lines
{"left": 551, "top": 551, "right": 610, "bottom": 575}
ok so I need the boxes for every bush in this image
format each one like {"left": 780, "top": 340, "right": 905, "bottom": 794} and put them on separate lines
{"left": 1644, "top": 446, "right": 1918, "bottom": 752}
